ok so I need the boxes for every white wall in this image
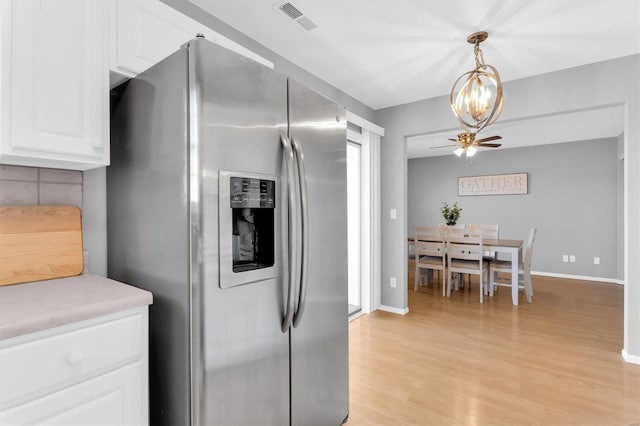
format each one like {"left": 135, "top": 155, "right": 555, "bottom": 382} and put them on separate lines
{"left": 408, "top": 138, "right": 619, "bottom": 280}
{"left": 375, "top": 54, "right": 640, "bottom": 358}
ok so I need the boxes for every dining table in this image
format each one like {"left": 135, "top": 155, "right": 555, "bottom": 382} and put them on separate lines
{"left": 409, "top": 237, "right": 525, "bottom": 305}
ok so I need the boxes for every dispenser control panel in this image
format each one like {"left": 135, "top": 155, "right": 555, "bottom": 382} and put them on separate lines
{"left": 230, "top": 177, "right": 275, "bottom": 208}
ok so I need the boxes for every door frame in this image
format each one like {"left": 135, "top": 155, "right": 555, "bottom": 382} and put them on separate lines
{"left": 347, "top": 139, "right": 363, "bottom": 315}
{"left": 346, "top": 111, "right": 384, "bottom": 315}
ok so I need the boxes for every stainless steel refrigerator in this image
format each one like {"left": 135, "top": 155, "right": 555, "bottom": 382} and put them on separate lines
{"left": 107, "top": 38, "right": 349, "bottom": 426}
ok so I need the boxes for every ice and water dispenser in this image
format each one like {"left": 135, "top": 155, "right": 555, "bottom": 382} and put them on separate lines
{"left": 219, "top": 172, "right": 278, "bottom": 288}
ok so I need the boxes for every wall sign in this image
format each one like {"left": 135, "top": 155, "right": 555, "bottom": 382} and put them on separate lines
{"left": 458, "top": 173, "right": 528, "bottom": 196}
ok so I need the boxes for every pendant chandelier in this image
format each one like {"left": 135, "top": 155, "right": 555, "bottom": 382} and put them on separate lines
{"left": 450, "top": 31, "right": 503, "bottom": 135}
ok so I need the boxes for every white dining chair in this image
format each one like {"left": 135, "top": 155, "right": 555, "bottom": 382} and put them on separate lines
{"left": 439, "top": 223, "right": 469, "bottom": 289}
{"left": 468, "top": 224, "right": 499, "bottom": 239}
{"left": 446, "top": 228, "right": 489, "bottom": 303}
{"left": 488, "top": 227, "right": 537, "bottom": 303}
{"left": 469, "top": 223, "right": 499, "bottom": 260}
{"left": 438, "top": 223, "right": 465, "bottom": 231}
{"left": 413, "top": 226, "right": 447, "bottom": 295}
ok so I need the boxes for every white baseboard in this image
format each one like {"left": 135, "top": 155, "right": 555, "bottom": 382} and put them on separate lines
{"left": 622, "top": 348, "right": 640, "bottom": 364}
{"left": 348, "top": 311, "right": 365, "bottom": 322}
{"left": 377, "top": 305, "right": 409, "bottom": 315}
{"left": 531, "top": 271, "right": 624, "bottom": 285}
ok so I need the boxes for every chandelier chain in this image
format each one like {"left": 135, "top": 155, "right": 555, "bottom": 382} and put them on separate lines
{"left": 474, "top": 42, "right": 486, "bottom": 69}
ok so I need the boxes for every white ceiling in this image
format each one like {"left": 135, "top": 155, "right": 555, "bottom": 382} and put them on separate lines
{"left": 188, "top": 0, "right": 640, "bottom": 110}
{"left": 186, "top": 0, "right": 637, "bottom": 158}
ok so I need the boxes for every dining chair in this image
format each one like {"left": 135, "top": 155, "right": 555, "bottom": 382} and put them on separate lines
{"left": 438, "top": 223, "right": 465, "bottom": 231}
{"left": 408, "top": 239, "right": 416, "bottom": 261}
{"left": 488, "top": 227, "right": 537, "bottom": 303}
{"left": 469, "top": 223, "right": 499, "bottom": 259}
{"left": 439, "top": 223, "right": 469, "bottom": 289}
{"left": 468, "top": 224, "right": 499, "bottom": 239}
{"left": 446, "top": 228, "right": 489, "bottom": 303}
{"left": 413, "top": 226, "right": 446, "bottom": 296}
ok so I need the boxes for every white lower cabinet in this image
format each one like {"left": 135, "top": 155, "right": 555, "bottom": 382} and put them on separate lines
{"left": 0, "top": 363, "right": 143, "bottom": 426}
{"left": 0, "top": 308, "right": 149, "bottom": 426}
{"left": 0, "top": 0, "right": 110, "bottom": 171}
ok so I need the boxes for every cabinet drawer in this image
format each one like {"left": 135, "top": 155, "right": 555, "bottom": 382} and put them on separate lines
{"left": 0, "top": 312, "right": 143, "bottom": 407}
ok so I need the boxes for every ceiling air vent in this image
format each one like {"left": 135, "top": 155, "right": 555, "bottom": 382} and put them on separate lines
{"left": 276, "top": 1, "right": 318, "bottom": 31}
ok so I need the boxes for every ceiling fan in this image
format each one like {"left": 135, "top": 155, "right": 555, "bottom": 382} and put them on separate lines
{"left": 432, "top": 132, "right": 502, "bottom": 157}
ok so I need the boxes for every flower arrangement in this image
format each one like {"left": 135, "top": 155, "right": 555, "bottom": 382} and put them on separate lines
{"left": 441, "top": 202, "right": 462, "bottom": 226}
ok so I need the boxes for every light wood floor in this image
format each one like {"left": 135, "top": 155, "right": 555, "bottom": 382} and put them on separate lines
{"left": 347, "top": 267, "right": 640, "bottom": 425}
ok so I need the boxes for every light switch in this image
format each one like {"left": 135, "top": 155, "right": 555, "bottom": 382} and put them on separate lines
{"left": 390, "top": 208, "right": 397, "bottom": 220}
{"left": 594, "top": 257, "right": 600, "bottom": 265}
{"left": 562, "top": 255, "right": 568, "bottom": 262}
{"left": 569, "top": 255, "right": 576, "bottom": 263}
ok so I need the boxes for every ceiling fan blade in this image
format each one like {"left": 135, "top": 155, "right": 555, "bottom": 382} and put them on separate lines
{"left": 475, "top": 135, "right": 502, "bottom": 143}
{"left": 430, "top": 144, "right": 458, "bottom": 149}
{"left": 447, "top": 138, "right": 460, "bottom": 142}
{"left": 477, "top": 143, "right": 502, "bottom": 148}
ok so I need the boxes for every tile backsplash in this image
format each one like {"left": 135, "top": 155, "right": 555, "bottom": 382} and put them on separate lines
{"left": 0, "top": 165, "right": 83, "bottom": 207}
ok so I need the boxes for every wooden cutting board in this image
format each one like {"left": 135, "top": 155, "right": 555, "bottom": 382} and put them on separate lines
{"left": 0, "top": 205, "right": 83, "bottom": 286}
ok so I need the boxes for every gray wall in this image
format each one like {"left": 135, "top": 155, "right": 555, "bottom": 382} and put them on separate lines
{"left": 408, "top": 139, "right": 619, "bottom": 279}
{"left": 83, "top": 167, "right": 107, "bottom": 276}
{"left": 375, "top": 54, "right": 640, "bottom": 358}
{"left": 617, "top": 133, "right": 624, "bottom": 280}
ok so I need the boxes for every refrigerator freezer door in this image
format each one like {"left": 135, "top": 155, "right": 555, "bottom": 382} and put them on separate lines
{"left": 190, "top": 39, "right": 290, "bottom": 426}
{"left": 288, "top": 78, "right": 349, "bottom": 425}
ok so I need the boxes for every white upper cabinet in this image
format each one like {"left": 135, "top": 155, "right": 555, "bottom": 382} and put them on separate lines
{"left": 0, "top": 0, "right": 271, "bottom": 171}
{"left": 0, "top": 0, "right": 110, "bottom": 171}
{"left": 110, "top": 0, "right": 273, "bottom": 81}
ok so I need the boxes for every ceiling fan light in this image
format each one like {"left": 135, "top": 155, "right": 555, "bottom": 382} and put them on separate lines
{"left": 454, "top": 147, "right": 464, "bottom": 157}
{"left": 466, "top": 146, "right": 477, "bottom": 157}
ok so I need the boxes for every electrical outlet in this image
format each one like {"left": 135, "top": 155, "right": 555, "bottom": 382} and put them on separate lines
{"left": 562, "top": 255, "right": 569, "bottom": 262}
{"left": 569, "top": 255, "right": 576, "bottom": 263}
{"left": 594, "top": 257, "right": 600, "bottom": 265}
{"left": 390, "top": 277, "right": 397, "bottom": 288}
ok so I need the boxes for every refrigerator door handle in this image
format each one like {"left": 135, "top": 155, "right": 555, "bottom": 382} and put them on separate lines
{"left": 291, "top": 137, "right": 309, "bottom": 328}
{"left": 281, "top": 134, "right": 299, "bottom": 332}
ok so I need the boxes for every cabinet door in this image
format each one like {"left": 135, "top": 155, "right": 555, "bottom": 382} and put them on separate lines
{"left": 0, "top": 312, "right": 144, "bottom": 407}
{"left": 110, "top": 0, "right": 272, "bottom": 80}
{"left": 0, "top": 0, "right": 109, "bottom": 170}
{"left": 0, "top": 362, "right": 144, "bottom": 425}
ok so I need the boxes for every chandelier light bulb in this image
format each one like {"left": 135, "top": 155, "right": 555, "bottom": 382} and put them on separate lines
{"left": 454, "top": 147, "right": 464, "bottom": 157}
{"left": 466, "top": 146, "right": 477, "bottom": 157}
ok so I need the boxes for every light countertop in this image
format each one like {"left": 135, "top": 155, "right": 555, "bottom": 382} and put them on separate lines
{"left": 0, "top": 274, "right": 153, "bottom": 340}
